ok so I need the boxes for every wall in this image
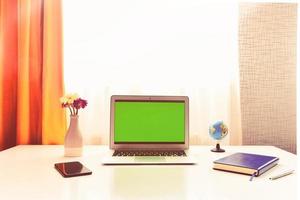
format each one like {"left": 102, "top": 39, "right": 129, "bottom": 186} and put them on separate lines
{"left": 239, "top": 3, "right": 297, "bottom": 153}
{"left": 63, "top": 1, "right": 241, "bottom": 145}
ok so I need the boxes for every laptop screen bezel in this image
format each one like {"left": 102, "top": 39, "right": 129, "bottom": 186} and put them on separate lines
{"left": 110, "top": 95, "right": 189, "bottom": 150}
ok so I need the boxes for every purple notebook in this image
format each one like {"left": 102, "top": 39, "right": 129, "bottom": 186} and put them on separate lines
{"left": 213, "top": 152, "right": 279, "bottom": 176}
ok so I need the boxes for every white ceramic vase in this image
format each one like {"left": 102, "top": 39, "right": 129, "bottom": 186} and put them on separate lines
{"left": 64, "top": 115, "right": 83, "bottom": 157}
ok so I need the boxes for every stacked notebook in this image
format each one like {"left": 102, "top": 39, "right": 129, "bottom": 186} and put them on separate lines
{"left": 213, "top": 152, "right": 279, "bottom": 177}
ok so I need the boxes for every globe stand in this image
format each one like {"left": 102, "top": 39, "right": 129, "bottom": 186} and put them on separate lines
{"left": 211, "top": 143, "right": 225, "bottom": 152}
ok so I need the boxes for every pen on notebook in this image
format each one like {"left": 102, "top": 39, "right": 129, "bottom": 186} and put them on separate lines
{"left": 269, "top": 170, "right": 294, "bottom": 180}
{"left": 249, "top": 172, "right": 256, "bottom": 181}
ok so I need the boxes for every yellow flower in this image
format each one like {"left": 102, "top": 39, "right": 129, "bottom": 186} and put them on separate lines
{"left": 60, "top": 93, "right": 79, "bottom": 104}
{"left": 60, "top": 96, "right": 68, "bottom": 104}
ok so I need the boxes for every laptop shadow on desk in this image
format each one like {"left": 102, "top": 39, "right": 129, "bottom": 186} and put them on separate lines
{"left": 110, "top": 166, "right": 187, "bottom": 200}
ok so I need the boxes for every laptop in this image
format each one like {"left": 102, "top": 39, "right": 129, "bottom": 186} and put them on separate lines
{"left": 102, "top": 95, "right": 196, "bottom": 165}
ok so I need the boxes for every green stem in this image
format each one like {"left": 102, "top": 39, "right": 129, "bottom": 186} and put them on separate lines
{"left": 72, "top": 105, "right": 76, "bottom": 116}
{"left": 68, "top": 106, "right": 73, "bottom": 115}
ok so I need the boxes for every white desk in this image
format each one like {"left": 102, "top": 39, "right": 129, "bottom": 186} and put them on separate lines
{"left": 0, "top": 145, "right": 297, "bottom": 200}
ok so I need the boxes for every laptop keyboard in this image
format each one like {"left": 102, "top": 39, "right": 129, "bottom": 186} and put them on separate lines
{"left": 112, "top": 150, "right": 186, "bottom": 157}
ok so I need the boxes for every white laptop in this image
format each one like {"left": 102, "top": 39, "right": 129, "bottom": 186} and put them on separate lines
{"left": 102, "top": 95, "right": 196, "bottom": 165}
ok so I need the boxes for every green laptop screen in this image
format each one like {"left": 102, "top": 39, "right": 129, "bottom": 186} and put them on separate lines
{"left": 114, "top": 101, "right": 185, "bottom": 143}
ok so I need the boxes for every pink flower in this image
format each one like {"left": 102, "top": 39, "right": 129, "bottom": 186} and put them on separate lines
{"left": 60, "top": 94, "right": 87, "bottom": 115}
{"left": 73, "top": 98, "right": 88, "bottom": 109}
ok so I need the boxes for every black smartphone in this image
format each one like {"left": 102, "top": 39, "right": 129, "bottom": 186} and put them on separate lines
{"left": 54, "top": 161, "right": 92, "bottom": 178}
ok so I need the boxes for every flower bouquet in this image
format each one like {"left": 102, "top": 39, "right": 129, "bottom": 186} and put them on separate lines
{"left": 60, "top": 93, "right": 87, "bottom": 115}
{"left": 60, "top": 93, "right": 87, "bottom": 157}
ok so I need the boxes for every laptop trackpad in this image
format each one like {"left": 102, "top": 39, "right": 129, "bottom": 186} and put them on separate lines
{"left": 134, "top": 156, "right": 166, "bottom": 162}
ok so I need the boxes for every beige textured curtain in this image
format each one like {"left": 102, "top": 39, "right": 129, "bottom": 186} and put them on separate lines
{"left": 239, "top": 3, "right": 297, "bottom": 153}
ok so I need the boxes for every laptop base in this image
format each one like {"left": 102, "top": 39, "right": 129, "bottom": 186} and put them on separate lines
{"left": 102, "top": 151, "right": 196, "bottom": 165}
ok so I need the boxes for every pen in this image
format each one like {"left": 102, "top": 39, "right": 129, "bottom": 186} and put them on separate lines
{"left": 269, "top": 170, "right": 294, "bottom": 180}
{"left": 249, "top": 172, "right": 256, "bottom": 181}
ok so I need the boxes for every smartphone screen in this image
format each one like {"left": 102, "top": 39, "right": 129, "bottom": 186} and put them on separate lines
{"left": 55, "top": 161, "right": 92, "bottom": 178}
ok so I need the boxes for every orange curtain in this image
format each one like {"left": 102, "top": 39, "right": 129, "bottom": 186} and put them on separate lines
{"left": 0, "top": 0, "right": 66, "bottom": 150}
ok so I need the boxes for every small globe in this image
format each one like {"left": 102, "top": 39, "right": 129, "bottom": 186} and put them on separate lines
{"left": 209, "top": 121, "right": 228, "bottom": 140}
